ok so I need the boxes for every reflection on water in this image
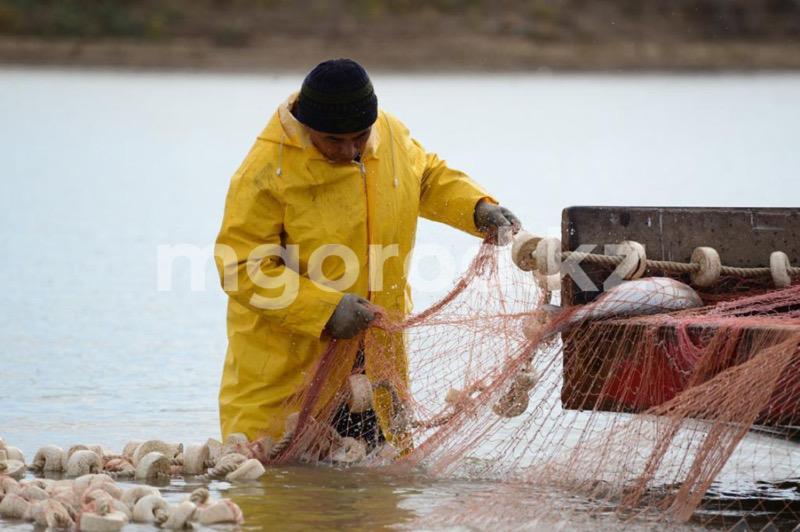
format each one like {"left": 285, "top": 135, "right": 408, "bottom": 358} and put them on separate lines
{"left": 0, "top": 465, "right": 720, "bottom": 531}
{"left": 5, "top": 465, "right": 799, "bottom": 530}
{"left": 698, "top": 479, "right": 800, "bottom": 530}
{"left": 1, "top": 68, "right": 800, "bottom": 529}
{"left": 232, "top": 466, "right": 424, "bottom": 531}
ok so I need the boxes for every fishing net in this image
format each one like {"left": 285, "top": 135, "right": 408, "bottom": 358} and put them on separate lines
{"left": 264, "top": 239, "right": 800, "bottom": 530}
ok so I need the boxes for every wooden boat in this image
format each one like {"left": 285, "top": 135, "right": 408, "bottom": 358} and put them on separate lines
{"left": 560, "top": 206, "right": 800, "bottom": 436}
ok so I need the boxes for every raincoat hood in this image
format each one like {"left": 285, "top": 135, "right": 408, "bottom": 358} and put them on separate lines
{"left": 258, "top": 93, "right": 381, "bottom": 161}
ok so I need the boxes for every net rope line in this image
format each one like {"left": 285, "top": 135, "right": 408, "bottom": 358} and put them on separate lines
{"left": 511, "top": 232, "right": 800, "bottom": 288}
{"left": 563, "top": 250, "right": 798, "bottom": 278}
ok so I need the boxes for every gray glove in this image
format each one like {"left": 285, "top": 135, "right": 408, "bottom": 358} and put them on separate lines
{"left": 325, "top": 294, "right": 376, "bottom": 339}
{"left": 474, "top": 200, "right": 522, "bottom": 242}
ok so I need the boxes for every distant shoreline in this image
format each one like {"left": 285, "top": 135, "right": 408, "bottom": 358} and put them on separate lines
{"left": 2, "top": 36, "right": 800, "bottom": 73}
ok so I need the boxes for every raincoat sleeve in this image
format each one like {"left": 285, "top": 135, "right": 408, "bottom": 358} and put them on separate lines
{"left": 214, "top": 140, "right": 344, "bottom": 338}
{"left": 413, "top": 138, "right": 498, "bottom": 238}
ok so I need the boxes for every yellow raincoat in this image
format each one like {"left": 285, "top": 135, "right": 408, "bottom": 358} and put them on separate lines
{"left": 215, "top": 94, "right": 495, "bottom": 442}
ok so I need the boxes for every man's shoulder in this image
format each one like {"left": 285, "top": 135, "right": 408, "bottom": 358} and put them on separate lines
{"left": 378, "top": 110, "right": 411, "bottom": 137}
{"left": 254, "top": 108, "right": 285, "bottom": 145}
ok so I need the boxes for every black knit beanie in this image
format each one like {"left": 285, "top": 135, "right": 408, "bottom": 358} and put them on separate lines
{"left": 295, "top": 59, "right": 378, "bottom": 134}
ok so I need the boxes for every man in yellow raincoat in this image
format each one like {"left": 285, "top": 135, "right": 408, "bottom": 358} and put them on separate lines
{"left": 214, "top": 59, "right": 520, "bottom": 449}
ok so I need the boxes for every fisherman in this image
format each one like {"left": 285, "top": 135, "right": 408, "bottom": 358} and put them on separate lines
{"left": 214, "top": 58, "right": 521, "bottom": 450}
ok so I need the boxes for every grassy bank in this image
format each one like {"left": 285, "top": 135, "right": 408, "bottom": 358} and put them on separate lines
{"left": 1, "top": 0, "right": 799, "bottom": 71}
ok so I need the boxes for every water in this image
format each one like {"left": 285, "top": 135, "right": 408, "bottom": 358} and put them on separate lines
{"left": 1, "top": 69, "right": 799, "bottom": 529}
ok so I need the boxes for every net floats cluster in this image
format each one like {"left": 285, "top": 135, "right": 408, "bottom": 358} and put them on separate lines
{"left": 16, "top": 436, "right": 267, "bottom": 482}
{"left": 0, "top": 424, "right": 401, "bottom": 529}
{"left": 0, "top": 436, "right": 251, "bottom": 530}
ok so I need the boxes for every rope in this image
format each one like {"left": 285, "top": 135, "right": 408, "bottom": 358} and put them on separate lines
{"left": 559, "top": 251, "right": 800, "bottom": 279}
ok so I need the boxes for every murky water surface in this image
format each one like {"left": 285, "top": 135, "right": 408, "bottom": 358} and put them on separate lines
{"left": 1, "top": 69, "right": 799, "bottom": 529}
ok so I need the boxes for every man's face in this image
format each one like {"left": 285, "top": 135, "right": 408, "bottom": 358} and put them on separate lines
{"left": 306, "top": 126, "right": 372, "bottom": 164}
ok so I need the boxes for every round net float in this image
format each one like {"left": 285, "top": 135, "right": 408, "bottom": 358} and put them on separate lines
{"left": 182, "top": 443, "right": 210, "bottom": 476}
{"left": 121, "top": 486, "right": 159, "bottom": 512}
{"left": 122, "top": 441, "right": 143, "bottom": 461}
{"left": 690, "top": 246, "right": 722, "bottom": 287}
{"left": 0, "top": 493, "right": 30, "bottom": 519}
{"left": 161, "top": 501, "right": 196, "bottom": 530}
{"left": 346, "top": 374, "right": 374, "bottom": 414}
{"left": 132, "top": 440, "right": 180, "bottom": 467}
{"left": 1, "top": 446, "right": 24, "bottom": 464}
{"left": 30, "top": 499, "right": 73, "bottom": 529}
{"left": 65, "top": 449, "right": 101, "bottom": 477}
{"left": 195, "top": 499, "right": 244, "bottom": 526}
{"left": 31, "top": 445, "right": 66, "bottom": 473}
{"left": 20, "top": 484, "right": 48, "bottom": 501}
{"left": 536, "top": 271, "right": 562, "bottom": 293}
{"left": 510, "top": 231, "right": 542, "bottom": 271}
{"left": 205, "top": 438, "right": 222, "bottom": 465}
{"left": 225, "top": 458, "right": 266, "bottom": 481}
{"left": 132, "top": 494, "right": 169, "bottom": 525}
{"left": 770, "top": 251, "right": 792, "bottom": 288}
{"left": 134, "top": 452, "right": 170, "bottom": 481}
{"left": 534, "top": 237, "right": 562, "bottom": 276}
{"left": 616, "top": 240, "right": 647, "bottom": 280}
{"left": 205, "top": 453, "right": 247, "bottom": 479}
{"left": 188, "top": 487, "right": 210, "bottom": 506}
{"left": 0, "top": 459, "right": 25, "bottom": 480}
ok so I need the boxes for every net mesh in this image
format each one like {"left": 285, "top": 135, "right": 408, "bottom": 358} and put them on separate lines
{"left": 261, "top": 241, "right": 800, "bottom": 529}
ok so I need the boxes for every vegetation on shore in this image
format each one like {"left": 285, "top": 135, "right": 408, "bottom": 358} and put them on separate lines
{"left": 0, "top": 1, "right": 798, "bottom": 70}
{"left": 2, "top": 1, "right": 799, "bottom": 44}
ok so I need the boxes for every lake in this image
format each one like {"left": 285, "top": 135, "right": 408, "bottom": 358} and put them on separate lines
{"left": 1, "top": 68, "right": 799, "bottom": 530}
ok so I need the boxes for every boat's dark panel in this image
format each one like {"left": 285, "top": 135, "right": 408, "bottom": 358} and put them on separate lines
{"left": 562, "top": 206, "right": 800, "bottom": 305}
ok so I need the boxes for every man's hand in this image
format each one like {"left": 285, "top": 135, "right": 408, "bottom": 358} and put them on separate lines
{"left": 325, "top": 294, "right": 376, "bottom": 339}
{"left": 474, "top": 199, "right": 522, "bottom": 245}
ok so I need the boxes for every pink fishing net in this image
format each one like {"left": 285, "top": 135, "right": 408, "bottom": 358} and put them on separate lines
{"left": 264, "top": 240, "right": 800, "bottom": 529}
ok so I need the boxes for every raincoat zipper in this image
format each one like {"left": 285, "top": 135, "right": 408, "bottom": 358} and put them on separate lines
{"left": 356, "top": 160, "right": 371, "bottom": 301}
